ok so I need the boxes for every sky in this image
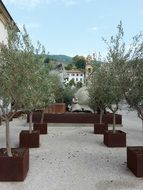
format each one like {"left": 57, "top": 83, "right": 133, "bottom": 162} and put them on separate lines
{"left": 2, "top": 0, "right": 143, "bottom": 58}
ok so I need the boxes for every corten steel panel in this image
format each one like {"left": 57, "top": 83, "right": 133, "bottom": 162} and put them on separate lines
{"left": 127, "top": 146, "right": 143, "bottom": 177}
{"left": 0, "top": 148, "right": 29, "bottom": 181}
{"left": 19, "top": 130, "right": 40, "bottom": 148}
{"left": 33, "top": 123, "right": 48, "bottom": 134}
{"left": 104, "top": 130, "right": 126, "bottom": 147}
{"left": 27, "top": 112, "right": 122, "bottom": 124}
{"left": 43, "top": 113, "right": 99, "bottom": 123}
{"left": 46, "top": 103, "right": 66, "bottom": 114}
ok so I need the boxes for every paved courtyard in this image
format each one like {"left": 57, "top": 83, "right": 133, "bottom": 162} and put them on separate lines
{"left": 0, "top": 108, "right": 143, "bottom": 190}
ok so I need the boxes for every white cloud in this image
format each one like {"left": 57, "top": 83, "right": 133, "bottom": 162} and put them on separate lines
{"left": 62, "top": 0, "right": 77, "bottom": 7}
{"left": 3, "top": 0, "right": 42, "bottom": 9}
{"left": 46, "top": 0, "right": 78, "bottom": 7}
{"left": 140, "top": 10, "right": 143, "bottom": 15}
{"left": 3, "top": 0, "right": 94, "bottom": 8}
{"left": 89, "top": 26, "right": 98, "bottom": 31}
{"left": 85, "top": 0, "right": 95, "bottom": 3}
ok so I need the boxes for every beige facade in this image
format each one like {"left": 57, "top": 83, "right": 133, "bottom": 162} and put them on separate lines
{"left": 0, "top": 1, "right": 17, "bottom": 44}
{"left": 0, "top": 1, "right": 17, "bottom": 113}
{"left": 85, "top": 63, "right": 93, "bottom": 74}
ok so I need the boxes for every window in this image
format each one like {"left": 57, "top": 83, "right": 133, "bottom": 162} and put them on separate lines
{"left": 76, "top": 74, "right": 79, "bottom": 76}
{"left": 76, "top": 78, "right": 78, "bottom": 81}
{"left": 72, "top": 74, "right": 75, "bottom": 76}
{"left": 80, "top": 74, "right": 83, "bottom": 76}
{"left": 80, "top": 78, "right": 82, "bottom": 81}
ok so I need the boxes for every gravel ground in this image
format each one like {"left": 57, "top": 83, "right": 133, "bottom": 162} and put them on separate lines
{"left": 0, "top": 108, "right": 143, "bottom": 190}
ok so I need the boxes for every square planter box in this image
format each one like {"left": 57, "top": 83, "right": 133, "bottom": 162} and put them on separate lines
{"left": 104, "top": 130, "right": 126, "bottom": 147}
{"left": 19, "top": 130, "right": 40, "bottom": 148}
{"left": 46, "top": 103, "right": 66, "bottom": 114}
{"left": 94, "top": 123, "right": 108, "bottom": 134}
{"left": 0, "top": 148, "right": 29, "bottom": 181}
{"left": 127, "top": 146, "right": 143, "bottom": 177}
{"left": 33, "top": 123, "right": 48, "bottom": 134}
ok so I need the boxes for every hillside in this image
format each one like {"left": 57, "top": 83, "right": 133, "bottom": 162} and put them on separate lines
{"left": 48, "top": 54, "right": 73, "bottom": 65}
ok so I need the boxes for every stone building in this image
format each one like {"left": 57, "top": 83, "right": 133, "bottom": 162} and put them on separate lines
{"left": 0, "top": 0, "right": 17, "bottom": 44}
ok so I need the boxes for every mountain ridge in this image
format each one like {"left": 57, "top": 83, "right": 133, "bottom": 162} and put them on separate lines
{"left": 48, "top": 54, "right": 73, "bottom": 65}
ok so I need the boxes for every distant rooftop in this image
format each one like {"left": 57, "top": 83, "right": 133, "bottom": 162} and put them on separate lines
{"left": 66, "top": 69, "right": 84, "bottom": 73}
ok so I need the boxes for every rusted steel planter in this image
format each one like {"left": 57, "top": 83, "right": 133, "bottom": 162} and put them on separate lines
{"left": 33, "top": 123, "right": 48, "bottom": 134}
{"left": 43, "top": 113, "right": 99, "bottom": 123}
{"left": 46, "top": 103, "right": 66, "bottom": 114}
{"left": 94, "top": 123, "right": 108, "bottom": 134}
{"left": 27, "top": 112, "right": 122, "bottom": 125}
{"left": 0, "top": 148, "right": 29, "bottom": 181}
{"left": 127, "top": 146, "right": 143, "bottom": 177}
{"left": 104, "top": 130, "right": 126, "bottom": 147}
{"left": 19, "top": 130, "right": 40, "bottom": 148}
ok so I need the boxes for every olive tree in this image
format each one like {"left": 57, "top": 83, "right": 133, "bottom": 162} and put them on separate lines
{"left": 23, "top": 68, "right": 55, "bottom": 133}
{"left": 16, "top": 28, "right": 55, "bottom": 132}
{"left": 0, "top": 25, "right": 32, "bottom": 156}
{"left": 0, "top": 24, "right": 52, "bottom": 156}
{"left": 88, "top": 66, "right": 108, "bottom": 123}
{"left": 123, "top": 40, "right": 143, "bottom": 129}
{"left": 105, "top": 22, "right": 143, "bottom": 129}
{"left": 102, "top": 21, "right": 127, "bottom": 132}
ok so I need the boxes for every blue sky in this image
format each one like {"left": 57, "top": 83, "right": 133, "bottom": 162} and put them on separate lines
{"left": 3, "top": 0, "right": 143, "bottom": 58}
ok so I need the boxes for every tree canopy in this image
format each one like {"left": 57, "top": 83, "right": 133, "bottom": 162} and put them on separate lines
{"left": 72, "top": 55, "right": 86, "bottom": 69}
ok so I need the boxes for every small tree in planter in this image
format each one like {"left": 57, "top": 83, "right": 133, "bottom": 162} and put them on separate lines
{"left": 125, "top": 61, "right": 143, "bottom": 176}
{"left": 20, "top": 75, "right": 43, "bottom": 148}
{"left": 88, "top": 66, "right": 108, "bottom": 134}
{"left": 100, "top": 64, "right": 126, "bottom": 147}
{"left": 32, "top": 71, "right": 56, "bottom": 134}
{"left": 18, "top": 31, "right": 55, "bottom": 146}
{"left": 102, "top": 22, "right": 126, "bottom": 147}
{"left": 0, "top": 25, "right": 32, "bottom": 181}
{"left": 20, "top": 76, "right": 54, "bottom": 146}
{"left": 121, "top": 31, "right": 143, "bottom": 128}
{"left": 123, "top": 36, "right": 143, "bottom": 177}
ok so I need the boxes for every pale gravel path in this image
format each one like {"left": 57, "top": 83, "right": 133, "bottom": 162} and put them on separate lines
{"left": 0, "top": 108, "right": 143, "bottom": 190}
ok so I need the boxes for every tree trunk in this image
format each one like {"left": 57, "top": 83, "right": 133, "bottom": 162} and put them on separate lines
{"left": 99, "top": 109, "right": 103, "bottom": 124}
{"left": 29, "top": 112, "right": 33, "bottom": 134}
{"left": 137, "top": 110, "right": 143, "bottom": 132}
{"left": 140, "top": 113, "right": 143, "bottom": 132}
{"left": 5, "top": 119, "right": 12, "bottom": 157}
{"left": 113, "top": 112, "right": 116, "bottom": 134}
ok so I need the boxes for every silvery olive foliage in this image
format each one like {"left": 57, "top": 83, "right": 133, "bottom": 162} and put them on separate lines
{"left": 0, "top": 24, "right": 54, "bottom": 156}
